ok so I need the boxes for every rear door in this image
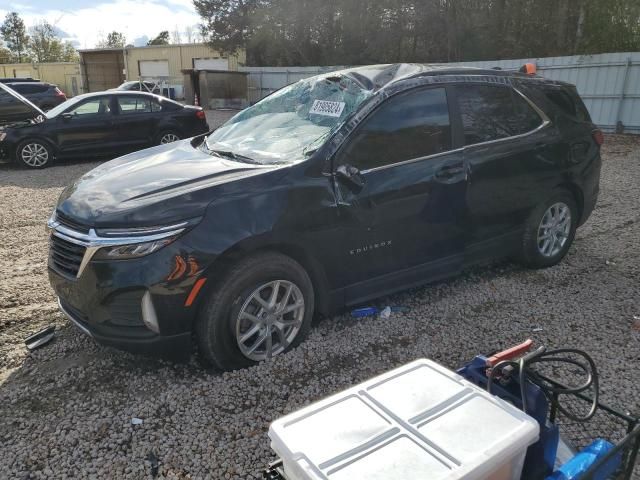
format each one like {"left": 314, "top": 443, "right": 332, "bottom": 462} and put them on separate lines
{"left": 53, "top": 95, "right": 117, "bottom": 155}
{"left": 454, "top": 83, "right": 559, "bottom": 255}
{"left": 113, "top": 95, "right": 158, "bottom": 150}
{"left": 332, "top": 86, "right": 468, "bottom": 302}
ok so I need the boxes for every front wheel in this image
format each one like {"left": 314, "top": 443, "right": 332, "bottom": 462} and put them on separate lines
{"left": 519, "top": 191, "right": 578, "bottom": 268}
{"left": 16, "top": 140, "right": 54, "bottom": 169}
{"left": 195, "top": 252, "right": 314, "bottom": 371}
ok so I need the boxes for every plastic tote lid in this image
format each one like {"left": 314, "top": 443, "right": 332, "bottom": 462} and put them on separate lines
{"left": 268, "top": 359, "right": 539, "bottom": 480}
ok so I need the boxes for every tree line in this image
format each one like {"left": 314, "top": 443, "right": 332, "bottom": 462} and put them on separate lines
{"left": 0, "top": 13, "right": 78, "bottom": 64}
{"left": 195, "top": 0, "right": 640, "bottom": 66}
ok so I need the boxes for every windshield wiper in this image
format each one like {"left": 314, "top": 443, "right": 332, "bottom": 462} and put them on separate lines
{"left": 202, "top": 142, "right": 261, "bottom": 165}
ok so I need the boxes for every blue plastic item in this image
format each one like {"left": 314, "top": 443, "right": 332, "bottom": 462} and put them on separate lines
{"left": 458, "top": 354, "right": 559, "bottom": 478}
{"left": 546, "top": 439, "right": 621, "bottom": 480}
{"left": 351, "top": 306, "right": 410, "bottom": 318}
{"left": 351, "top": 307, "right": 378, "bottom": 318}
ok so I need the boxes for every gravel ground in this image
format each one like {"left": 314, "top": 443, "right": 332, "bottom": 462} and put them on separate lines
{"left": 1, "top": 135, "right": 639, "bottom": 479}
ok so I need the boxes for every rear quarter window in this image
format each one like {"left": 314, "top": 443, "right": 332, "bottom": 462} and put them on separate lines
{"left": 543, "top": 86, "right": 591, "bottom": 122}
{"left": 455, "top": 85, "right": 543, "bottom": 145}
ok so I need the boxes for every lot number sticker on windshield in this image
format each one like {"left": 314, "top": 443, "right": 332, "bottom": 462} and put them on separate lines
{"left": 309, "top": 100, "right": 346, "bottom": 117}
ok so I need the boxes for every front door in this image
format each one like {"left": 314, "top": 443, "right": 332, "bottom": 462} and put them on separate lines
{"left": 332, "top": 86, "right": 468, "bottom": 304}
{"left": 54, "top": 96, "right": 116, "bottom": 155}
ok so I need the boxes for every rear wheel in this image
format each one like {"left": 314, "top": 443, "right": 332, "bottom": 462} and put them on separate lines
{"left": 158, "top": 131, "right": 181, "bottom": 145}
{"left": 195, "top": 252, "right": 314, "bottom": 370}
{"left": 519, "top": 191, "right": 578, "bottom": 268}
{"left": 16, "top": 140, "right": 54, "bottom": 169}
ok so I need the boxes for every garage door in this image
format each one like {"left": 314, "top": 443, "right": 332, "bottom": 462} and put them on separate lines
{"left": 194, "top": 58, "right": 228, "bottom": 70}
{"left": 139, "top": 60, "right": 170, "bottom": 77}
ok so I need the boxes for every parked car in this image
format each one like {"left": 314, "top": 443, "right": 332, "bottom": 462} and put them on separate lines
{"left": 0, "top": 77, "right": 39, "bottom": 83}
{"left": 47, "top": 64, "right": 602, "bottom": 370}
{"left": 0, "top": 89, "right": 209, "bottom": 168}
{"left": 5, "top": 81, "right": 67, "bottom": 111}
{"left": 114, "top": 80, "right": 161, "bottom": 94}
{"left": 0, "top": 82, "right": 45, "bottom": 127}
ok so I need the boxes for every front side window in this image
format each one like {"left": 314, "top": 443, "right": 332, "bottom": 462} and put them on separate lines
{"left": 456, "top": 85, "right": 542, "bottom": 145}
{"left": 205, "top": 73, "right": 373, "bottom": 165}
{"left": 338, "top": 87, "right": 451, "bottom": 171}
{"left": 117, "top": 96, "right": 152, "bottom": 114}
{"left": 67, "top": 97, "right": 111, "bottom": 116}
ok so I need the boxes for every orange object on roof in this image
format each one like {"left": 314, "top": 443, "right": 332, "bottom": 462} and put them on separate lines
{"left": 520, "top": 63, "right": 537, "bottom": 75}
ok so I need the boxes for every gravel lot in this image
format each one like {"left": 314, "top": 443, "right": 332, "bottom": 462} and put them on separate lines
{"left": 1, "top": 135, "right": 639, "bottom": 479}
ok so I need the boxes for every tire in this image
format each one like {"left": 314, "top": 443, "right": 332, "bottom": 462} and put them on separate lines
{"left": 519, "top": 190, "right": 578, "bottom": 268}
{"left": 195, "top": 252, "right": 315, "bottom": 371}
{"left": 157, "top": 130, "right": 181, "bottom": 145}
{"left": 16, "top": 139, "right": 54, "bottom": 169}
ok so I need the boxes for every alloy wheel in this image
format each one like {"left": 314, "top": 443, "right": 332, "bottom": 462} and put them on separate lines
{"left": 235, "top": 280, "right": 305, "bottom": 361}
{"left": 537, "top": 202, "right": 571, "bottom": 257}
{"left": 20, "top": 143, "right": 49, "bottom": 167}
{"left": 160, "top": 133, "right": 179, "bottom": 144}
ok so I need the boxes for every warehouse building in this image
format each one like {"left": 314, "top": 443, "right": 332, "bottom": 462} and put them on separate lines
{"left": 79, "top": 44, "right": 246, "bottom": 101}
{"left": 0, "top": 62, "right": 82, "bottom": 96}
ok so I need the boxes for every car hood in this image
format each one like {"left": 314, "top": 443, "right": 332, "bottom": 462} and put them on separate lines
{"left": 56, "top": 139, "right": 284, "bottom": 227}
{"left": 0, "top": 82, "right": 45, "bottom": 126}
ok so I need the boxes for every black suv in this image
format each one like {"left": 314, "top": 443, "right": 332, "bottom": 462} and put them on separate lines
{"left": 6, "top": 82, "right": 67, "bottom": 111}
{"left": 47, "top": 64, "right": 602, "bottom": 370}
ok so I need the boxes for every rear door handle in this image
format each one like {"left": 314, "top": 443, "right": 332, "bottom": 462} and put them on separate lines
{"left": 435, "top": 162, "right": 466, "bottom": 181}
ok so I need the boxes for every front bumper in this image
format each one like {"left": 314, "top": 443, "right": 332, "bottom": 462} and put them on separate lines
{"left": 58, "top": 297, "right": 191, "bottom": 359}
{"left": 47, "top": 219, "right": 212, "bottom": 360}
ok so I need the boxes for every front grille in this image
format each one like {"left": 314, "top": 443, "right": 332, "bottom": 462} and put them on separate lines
{"left": 50, "top": 235, "right": 86, "bottom": 278}
{"left": 56, "top": 212, "right": 90, "bottom": 234}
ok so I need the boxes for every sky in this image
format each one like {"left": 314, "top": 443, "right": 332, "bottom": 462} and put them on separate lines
{"left": 0, "top": 0, "right": 202, "bottom": 48}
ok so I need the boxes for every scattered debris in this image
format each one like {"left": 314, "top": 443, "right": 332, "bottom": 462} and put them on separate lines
{"left": 351, "top": 306, "right": 410, "bottom": 318}
{"left": 605, "top": 259, "right": 616, "bottom": 266}
{"left": 131, "top": 418, "right": 143, "bottom": 425}
{"left": 24, "top": 325, "right": 56, "bottom": 351}
{"left": 146, "top": 452, "right": 159, "bottom": 477}
{"left": 379, "top": 306, "right": 392, "bottom": 319}
{"left": 351, "top": 306, "right": 378, "bottom": 318}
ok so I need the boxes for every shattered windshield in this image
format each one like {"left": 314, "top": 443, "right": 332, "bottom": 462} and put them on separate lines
{"left": 204, "top": 74, "right": 372, "bottom": 165}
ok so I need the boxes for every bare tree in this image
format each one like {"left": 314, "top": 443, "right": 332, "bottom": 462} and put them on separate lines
{"left": 172, "top": 26, "right": 182, "bottom": 44}
{"left": 185, "top": 25, "right": 195, "bottom": 43}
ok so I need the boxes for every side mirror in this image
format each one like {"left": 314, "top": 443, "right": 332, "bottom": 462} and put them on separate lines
{"left": 61, "top": 112, "right": 73, "bottom": 121}
{"left": 335, "top": 164, "right": 365, "bottom": 190}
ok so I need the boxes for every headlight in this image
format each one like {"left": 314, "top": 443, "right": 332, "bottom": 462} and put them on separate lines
{"left": 91, "top": 218, "right": 201, "bottom": 260}
{"left": 93, "top": 237, "right": 176, "bottom": 260}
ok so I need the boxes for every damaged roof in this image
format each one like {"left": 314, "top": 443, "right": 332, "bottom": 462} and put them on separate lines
{"left": 332, "top": 63, "right": 565, "bottom": 92}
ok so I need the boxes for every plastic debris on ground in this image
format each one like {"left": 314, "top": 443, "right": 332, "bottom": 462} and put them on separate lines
{"left": 146, "top": 451, "right": 159, "bottom": 477}
{"left": 24, "top": 325, "right": 56, "bottom": 351}
{"left": 131, "top": 418, "right": 143, "bottom": 425}
{"left": 350, "top": 306, "right": 410, "bottom": 318}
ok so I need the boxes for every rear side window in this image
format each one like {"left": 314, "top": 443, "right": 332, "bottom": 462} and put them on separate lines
{"left": 339, "top": 87, "right": 452, "bottom": 171}
{"left": 10, "top": 84, "right": 46, "bottom": 94}
{"left": 544, "top": 87, "right": 591, "bottom": 122}
{"left": 117, "top": 96, "right": 152, "bottom": 114}
{"left": 455, "top": 85, "right": 543, "bottom": 145}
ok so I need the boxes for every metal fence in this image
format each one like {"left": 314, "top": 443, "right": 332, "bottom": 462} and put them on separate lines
{"left": 241, "top": 52, "right": 640, "bottom": 134}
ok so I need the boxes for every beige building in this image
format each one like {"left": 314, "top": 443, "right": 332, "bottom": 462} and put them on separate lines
{"left": 79, "top": 44, "right": 245, "bottom": 100}
{"left": 0, "top": 62, "right": 82, "bottom": 96}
